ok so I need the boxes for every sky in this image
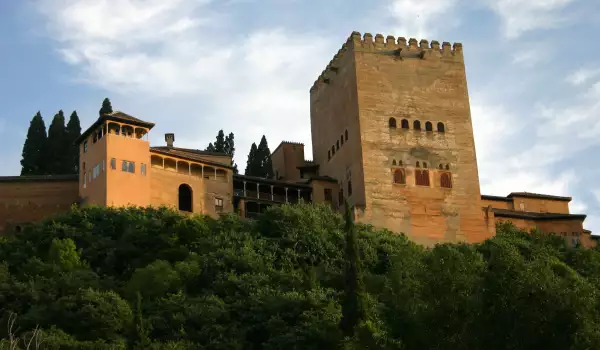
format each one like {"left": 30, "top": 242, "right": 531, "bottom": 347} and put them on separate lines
{"left": 0, "top": 0, "right": 599, "bottom": 232}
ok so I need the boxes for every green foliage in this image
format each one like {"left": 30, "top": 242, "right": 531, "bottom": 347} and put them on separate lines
{"left": 20, "top": 111, "right": 48, "bottom": 175}
{"left": 46, "top": 110, "right": 71, "bottom": 174}
{"left": 245, "top": 142, "right": 258, "bottom": 176}
{"left": 99, "top": 97, "right": 113, "bottom": 116}
{"left": 206, "top": 130, "right": 239, "bottom": 173}
{"left": 245, "top": 136, "right": 273, "bottom": 178}
{"left": 65, "top": 110, "right": 82, "bottom": 173}
{"left": 2, "top": 207, "right": 600, "bottom": 348}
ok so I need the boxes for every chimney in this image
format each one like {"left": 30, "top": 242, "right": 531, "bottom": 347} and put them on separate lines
{"left": 165, "top": 133, "right": 175, "bottom": 147}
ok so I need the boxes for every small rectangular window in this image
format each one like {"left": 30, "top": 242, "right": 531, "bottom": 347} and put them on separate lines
{"left": 128, "top": 161, "right": 135, "bottom": 173}
{"left": 122, "top": 160, "right": 128, "bottom": 172}
{"left": 83, "top": 140, "right": 88, "bottom": 153}
{"left": 141, "top": 163, "right": 147, "bottom": 176}
{"left": 83, "top": 173, "right": 87, "bottom": 187}
{"left": 215, "top": 197, "right": 224, "bottom": 212}
{"left": 416, "top": 170, "right": 430, "bottom": 187}
{"left": 110, "top": 158, "right": 116, "bottom": 170}
{"left": 324, "top": 188, "right": 333, "bottom": 203}
{"left": 102, "top": 159, "right": 105, "bottom": 171}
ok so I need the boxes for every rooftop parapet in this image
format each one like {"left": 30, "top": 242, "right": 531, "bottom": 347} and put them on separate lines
{"left": 310, "top": 31, "right": 464, "bottom": 93}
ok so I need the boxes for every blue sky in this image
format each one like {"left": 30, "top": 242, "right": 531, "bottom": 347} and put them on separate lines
{"left": 1, "top": 0, "right": 599, "bottom": 232}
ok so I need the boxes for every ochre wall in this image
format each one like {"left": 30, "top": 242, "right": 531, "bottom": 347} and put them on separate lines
{"left": 312, "top": 33, "right": 489, "bottom": 246}
{"left": 310, "top": 37, "right": 365, "bottom": 211}
{"left": 509, "top": 196, "right": 570, "bottom": 214}
{"left": 0, "top": 179, "right": 79, "bottom": 233}
{"left": 150, "top": 166, "right": 233, "bottom": 218}
{"left": 310, "top": 179, "right": 340, "bottom": 208}
{"left": 79, "top": 133, "right": 108, "bottom": 206}
{"left": 482, "top": 198, "right": 513, "bottom": 210}
{"left": 271, "top": 143, "right": 306, "bottom": 181}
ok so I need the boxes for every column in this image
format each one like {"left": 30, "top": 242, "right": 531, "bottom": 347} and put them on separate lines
{"left": 270, "top": 185, "right": 274, "bottom": 201}
{"left": 214, "top": 168, "right": 217, "bottom": 179}
{"left": 243, "top": 181, "right": 247, "bottom": 197}
{"left": 257, "top": 183, "right": 260, "bottom": 199}
{"left": 297, "top": 189, "right": 301, "bottom": 202}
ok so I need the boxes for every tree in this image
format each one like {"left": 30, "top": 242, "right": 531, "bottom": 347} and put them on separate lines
{"left": 20, "top": 111, "right": 48, "bottom": 175}
{"left": 206, "top": 130, "right": 239, "bottom": 173}
{"left": 206, "top": 143, "right": 216, "bottom": 152}
{"left": 99, "top": 97, "right": 113, "bottom": 116}
{"left": 66, "top": 111, "right": 82, "bottom": 174}
{"left": 245, "top": 142, "right": 258, "bottom": 176}
{"left": 256, "top": 135, "right": 274, "bottom": 178}
{"left": 340, "top": 201, "right": 365, "bottom": 337}
{"left": 46, "top": 110, "right": 70, "bottom": 174}
{"left": 224, "top": 132, "right": 238, "bottom": 174}
{"left": 214, "top": 130, "right": 226, "bottom": 153}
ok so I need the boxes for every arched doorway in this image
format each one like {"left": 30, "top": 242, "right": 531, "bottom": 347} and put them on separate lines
{"left": 178, "top": 184, "right": 193, "bottom": 212}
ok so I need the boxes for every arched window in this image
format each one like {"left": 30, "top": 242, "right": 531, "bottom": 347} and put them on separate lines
{"left": 437, "top": 122, "right": 445, "bottom": 132}
{"left": 328, "top": 150, "right": 331, "bottom": 160}
{"left": 399, "top": 160, "right": 403, "bottom": 166}
{"left": 401, "top": 119, "right": 409, "bottom": 129}
{"left": 438, "top": 164, "right": 443, "bottom": 170}
{"left": 345, "top": 129, "right": 348, "bottom": 141}
{"left": 413, "top": 120, "right": 421, "bottom": 130}
{"left": 440, "top": 172, "right": 452, "bottom": 188}
{"left": 336, "top": 140, "right": 340, "bottom": 150}
{"left": 425, "top": 121, "right": 433, "bottom": 131}
{"left": 392, "top": 159, "right": 397, "bottom": 166}
{"left": 178, "top": 184, "right": 193, "bottom": 212}
{"left": 423, "top": 162, "right": 428, "bottom": 168}
{"left": 445, "top": 164, "right": 450, "bottom": 170}
{"left": 393, "top": 169, "right": 406, "bottom": 184}
{"left": 416, "top": 161, "right": 420, "bottom": 168}
{"left": 347, "top": 180, "right": 353, "bottom": 196}
{"left": 340, "top": 135, "right": 344, "bottom": 146}
{"left": 389, "top": 118, "right": 397, "bottom": 128}
{"left": 331, "top": 146, "right": 335, "bottom": 156}
{"left": 415, "top": 170, "right": 430, "bottom": 186}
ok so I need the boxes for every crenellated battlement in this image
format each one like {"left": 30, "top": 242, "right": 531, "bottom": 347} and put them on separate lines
{"left": 310, "top": 31, "right": 464, "bottom": 93}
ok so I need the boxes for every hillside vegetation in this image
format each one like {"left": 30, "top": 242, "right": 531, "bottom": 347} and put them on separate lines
{"left": 1, "top": 204, "right": 600, "bottom": 349}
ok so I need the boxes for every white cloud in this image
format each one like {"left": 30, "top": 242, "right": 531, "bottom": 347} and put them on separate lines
{"left": 490, "top": 0, "right": 577, "bottom": 38}
{"left": 34, "top": 0, "right": 335, "bottom": 166}
{"left": 388, "top": 0, "right": 459, "bottom": 39}
{"left": 566, "top": 67, "right": 600, "bottom": 86}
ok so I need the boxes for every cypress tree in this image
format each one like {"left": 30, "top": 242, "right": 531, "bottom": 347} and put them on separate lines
{"left": 66, "top": 111, "right": 82, "bottom": 174}
{"left": 206, "top": 143, "right": 216, "bottom": 152}
{"left": 46, "top": 110, "right": 69, "bottom": 174}
{"left": 20, "top": 112, "right": 48, "bottom": 175}
{"left": 256, "top": 135, "right": 274, "bottom": 178}
{"left": 224, "top": 132, "right": 239, "bottom": 174}
{"left": 245, "top": 142, "right": 258, "bottom": 176}
{"left": 214, "top": 130, "right": 226, "bottom": 153}
{"left": 340, "top": 201, "right": 365, "bottom": 337}
{"left": 99, "top": 97, "right": 113, "bottom": 116}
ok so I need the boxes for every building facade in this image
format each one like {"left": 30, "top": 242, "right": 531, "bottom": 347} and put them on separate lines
{"left": 0, "top": 32, "right": 594, "bottom": 248}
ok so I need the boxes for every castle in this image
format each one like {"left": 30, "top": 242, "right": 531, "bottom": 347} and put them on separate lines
{"left": 0, "top": 32, "right": 594, "bottom": 248}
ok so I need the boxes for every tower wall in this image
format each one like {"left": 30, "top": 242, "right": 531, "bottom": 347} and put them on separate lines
{"left": 311, "top": 32, "right": 492, "bottom": 245}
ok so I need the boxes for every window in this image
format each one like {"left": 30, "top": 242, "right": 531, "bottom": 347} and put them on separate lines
{"left": 423, "top": 162, "right": 428, "bottom": 168}
{"left": 141, "top": 163, "right": 147, "bottom": 176}
{"left": 336, "top": 140, "right": 340, "bottom": 150}
{"left": 393, "top": 169, "right": 406, "bottom": 184}
{"left": 519, "top": 202, "right": 525, "bottom": 211}
{"left": 415, "top": 170, "right": 430, "bottom": 186}
{"left": 122, "top": 160, "right": 135, "bottom": 173}
{"left": 345, "top": 129, "right": 348, "bottom": 141}
{"left": 83, "top": 173, "right": 87, "bottom": 187}
{"left": 328, "top": 150, "right": 331, "bottom": 160}
{"left": 440, "top": 172, "right": 452, "bottom": 188}
{"left": 324, "top": 188, "right": 333, "bottom": 203}
{"left": 102, "top": 159, "right": 105, "bottom": 171}
{"left": 331, "top": 146, "right": 335, "bottom": 156}
{"left": 425, "top": 121, "right": 433, "bottom": 131}
{"left": 347, "top": 180, "right": 353, "bottom": 196}
{"left": 439, "top": 164, "right": 443, "bottom": 169}
{"left": 437, "top": 122, "right": 445, "bottom": 132}
{"left": 389, "top": 117, "right": 397, "bottom": 128}
{"left": 83, "top": 140, "right": 88, "bottom": 153}
{"left": 340, "top": 135, "right": 344, "bottom": 146}
{"left": 416, "top": 161, "right": 420, "bottom": 168}
{"left": 392, "top": 159, "right": 397, "bottom": 166}
{"left": 110, "top": 158, "right": 116, "bottom": 170}
{"left": 413, "top": 120, "right": 421, "bottom": 130}
{"left": 93, "top": 164, "right": 101, "bottom": 179}
{"left": 215, "top": 197, "right": 223, "bottom": 212}
{"left": 401, "top": 119, "right": 409, "bottom": 129}
{"left": 339, "top": 189, "right": 344, "bottom": 206}
{"left": 178, "top": 184, "right": 193, "bottom": 212}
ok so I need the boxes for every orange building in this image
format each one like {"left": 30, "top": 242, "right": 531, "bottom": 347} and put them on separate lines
{"left": 0, "top": 31, "right": 594, "bottom": 248}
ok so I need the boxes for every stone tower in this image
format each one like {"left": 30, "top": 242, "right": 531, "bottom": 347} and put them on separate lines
{"left": 76, "top": 112, "right": 154, "bottom": 207}
{"left": 309, "top": 32, "right": 492, "bottom": 245}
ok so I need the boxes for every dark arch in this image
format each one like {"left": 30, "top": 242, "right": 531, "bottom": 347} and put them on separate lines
{"left": 416, "top": 161, "right": 420, "bottom": 168}
{"left": 331, "top": 145, "right": 335, "bottom": 156}
{"left": 15, "top": 225, "right": 22, "bottom": 233}
{"left": 389, "top": 117, "right": 397, "bottom": 128}
{"left": 423, "top": 162, "right": 428, "bottom": 168}
{"left": 392, "top": 159, "right": 397, "bottom": 166}
{"left": 440, "top": 173, "right": 452, "bottom": 188}
{"left": 345, "top": 129, "right": 348, "bottom": 141}
{"left": 178, "top": 184, "right": 193, "bottom": 212}
{"left": 393, "top": 169, "right": 406, "bottom": 184}
{"left": 399, "top": 160, "right": 403, "bottom": 166}
{"left": 439, "top": 164, "right": 443, "bottom": 169}
{"left": 437, "top": 122, "right": 445, "bottom": 132}
{"left": 340, "top": 135, "right": 344, "bottom": 146}
{"left": 445, "top": 163, "right": 450, "bottom": 170}
{"left": 413, "top": 120, "right": 421, "bottom": 130}
{"left": 401, "top": 119, "right": 409, "bottom": 129}
{"left": 425, "top": 121, "right": 433, "bottom": 131}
